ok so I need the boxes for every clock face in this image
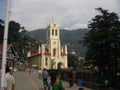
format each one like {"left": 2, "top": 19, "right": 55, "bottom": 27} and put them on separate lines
{"left": 53, "top": 41, "right": 56, "bottom": 45}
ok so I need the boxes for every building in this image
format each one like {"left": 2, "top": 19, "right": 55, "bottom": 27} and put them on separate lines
{"left": 0, "top": 44, "right": 19, "bottom": 68}
{"left": 27, "top": 22, "right": 68, "bottom": 69}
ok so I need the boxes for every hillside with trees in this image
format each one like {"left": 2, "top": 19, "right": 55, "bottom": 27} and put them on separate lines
{"left": 26, "top": 28, "right": 89, "bottom": 56}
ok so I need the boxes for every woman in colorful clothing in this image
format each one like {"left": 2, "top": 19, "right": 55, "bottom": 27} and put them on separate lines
{"left": 51, "top": 71, "right": 64, "bottom": 90}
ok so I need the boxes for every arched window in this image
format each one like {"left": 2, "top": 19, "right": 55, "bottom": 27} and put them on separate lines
{"left": 58, "top": 62, "right": 63, "bottom": 69}
{"left": 55, "top": 29, "right": 57, "bottom": 36}
{"left": 45, "top": 57, "right": 48, "bottom": 66}
{"left": 52, "top": 29, "right": 54, "bottom": 35}
{"left": 53, "top": 48, "right": 56, "bottom": 57}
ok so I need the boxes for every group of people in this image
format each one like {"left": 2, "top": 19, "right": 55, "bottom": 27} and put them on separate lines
{"left": 2, "top": 66, "right": 74, "bottom": 90}
{"left": 41, "top": 68, "right": 64, "bottom": 90}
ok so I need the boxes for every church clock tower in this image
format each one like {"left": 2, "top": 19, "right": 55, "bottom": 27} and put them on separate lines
{"left": 27, "top": 21, "right": 68, "bottom": 69}
{"left": 46, "top": 21, "right": 68, "bottom": 69}
{"left": 46, "top": 22, "right": 61, "bottom": 60}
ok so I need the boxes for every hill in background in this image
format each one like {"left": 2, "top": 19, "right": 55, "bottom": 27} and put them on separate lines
{"left": 26, "top": 28, "right": 88, "bottom": 56}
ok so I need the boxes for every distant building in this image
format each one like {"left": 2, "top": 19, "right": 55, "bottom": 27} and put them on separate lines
{"left": 0, "top": 44, "right": 19, "bottom": 68}
{"left": 27, "top": 22, "right": 68, "bottom": 69}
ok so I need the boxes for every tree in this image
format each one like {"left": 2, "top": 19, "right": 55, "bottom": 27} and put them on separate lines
{"left": 0, "top": 19, "right": 4, "bottom": 25}
{"left": 68, "top": 53, "right": 78, "bottom": 70}
{"left": 8, "top": 21, "right": 36, "bottom": 62}
{"left": 0, "top": 19, "right": 4, "bottom": 43}
{"left": 83, "top": 8, "right": 120, "bottom": 74}
{"left": 0, "top": 20, "right": 37, "bottom": 62}
{"left": 8, "top": 21, "right": 21, "bottom": 43}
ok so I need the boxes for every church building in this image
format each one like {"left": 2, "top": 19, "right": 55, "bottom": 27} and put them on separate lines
{"left": 27, "top": 22, "right": 68, "bottom": 69}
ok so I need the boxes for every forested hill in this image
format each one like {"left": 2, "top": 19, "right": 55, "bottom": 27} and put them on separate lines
{"left": 26, "top": 28, "right": 89, "bottom": 56}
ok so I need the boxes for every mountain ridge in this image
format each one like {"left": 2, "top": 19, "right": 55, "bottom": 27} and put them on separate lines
{"left": 26, "top": 28, "right": 88, "bottom": 56}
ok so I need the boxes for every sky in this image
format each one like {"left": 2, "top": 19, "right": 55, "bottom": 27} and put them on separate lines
{"left": 0, "top": 0, "right": 120, "bottom": 31}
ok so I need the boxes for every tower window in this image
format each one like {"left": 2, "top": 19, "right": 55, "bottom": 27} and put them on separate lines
{"left": 55, "top": 29, "right": 57, "bottom": 36}
{"left": 45, "top": 57, "right": 48, "bottom": 66}
{"left": 54, "top": 24, "right": 56, "bottom": 26}
{"left": 52, "top": 29, "right": 54, "bottom": 35}
{"left": 53, "top": 48, "right": 56, "bottom": 57}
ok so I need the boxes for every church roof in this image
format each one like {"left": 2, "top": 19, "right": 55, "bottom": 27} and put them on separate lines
{"left": 61, "top": 51, "right": 66, "bottom": 55}
{"left": 28, "top": 50, "right": 41, "bottom": 58}
{"left": 28, "top": 53, "right": 41, "bottom": 58}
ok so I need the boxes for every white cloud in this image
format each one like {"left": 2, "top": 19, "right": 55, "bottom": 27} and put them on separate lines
{"left": 7, "top": 0, "right": 120, "bottom": 31}
{"left": 64, "top": 23, "right": 88, "bottom": 30}
{"left": 72, "top": 24, "right": 88, "bottom": 29}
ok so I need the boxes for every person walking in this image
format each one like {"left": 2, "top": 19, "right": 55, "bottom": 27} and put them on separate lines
{"left": 38, "top": 68, "right": 42, "bottom": 79}
{"left": 42, "top": 68, "right": 48, "bottom": 89}
{"left": 44, "top": 74, "right": 52, "bottom": 90}
{"left": 3, "top": 66, "right": 15, "bottom": 90}
{"left": 68, "top": 71, "right": 73, "bottom": 88}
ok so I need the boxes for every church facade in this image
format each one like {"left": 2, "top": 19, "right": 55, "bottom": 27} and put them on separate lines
{"left": 27, "top": 22, "right": 68, "bottom": 69}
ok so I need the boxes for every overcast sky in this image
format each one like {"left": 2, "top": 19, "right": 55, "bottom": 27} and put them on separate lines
{"left": 0, "top": 0, "right": 120, "bottom": 31}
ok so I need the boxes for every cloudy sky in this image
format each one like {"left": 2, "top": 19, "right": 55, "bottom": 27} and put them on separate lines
{"left": 0, "top": 0, "right": 120, "bottom": 31}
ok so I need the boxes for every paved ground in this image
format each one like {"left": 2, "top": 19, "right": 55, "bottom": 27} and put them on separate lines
{"left": 13, "top": 70, "right": 92, "bottom": 90}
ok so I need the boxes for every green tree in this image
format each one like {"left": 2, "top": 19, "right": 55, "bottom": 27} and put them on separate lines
{"left": 68, "top": 53, "right": 78, "bottom": 70}
{"left": 0, "top": 20, "right": 36, "bottom": 62}
{"left": 8, "top": 21, "right": 26, "bottom": 44}
{"left": 8, "top": 21, "right": 37, "bottom": 62}
{"left": 83, "top": 8, "right": 120, "bottom": 73}
{"left": 0, "top": 19, "right": 4, "bottom": 43}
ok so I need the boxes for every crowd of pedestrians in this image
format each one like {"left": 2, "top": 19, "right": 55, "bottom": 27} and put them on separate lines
{"left": 41, "top": 68, "right": 65, "bottom": 90}
{"left": 2, "top": 65, "right": 116, "bottom": 90}
{"left": 33, "top": 68, "right": 76, "bottom": 90}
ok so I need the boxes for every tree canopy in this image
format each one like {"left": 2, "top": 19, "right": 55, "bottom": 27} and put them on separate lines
{"left": 0, "top": 19, "right": 4, "bottom": 43}
{"left": 68, "top": 53, "right": 78, "bottom": 70}
{"left": 83, "top": 8, "right": 120, "bottom": 72}
{"left": 0, "top": 20, "right": 36, "bottom": 62}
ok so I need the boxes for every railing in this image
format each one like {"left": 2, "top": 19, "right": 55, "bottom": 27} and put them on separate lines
{"left": 48, "top": 69, "right": 120, "bottom": 90}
